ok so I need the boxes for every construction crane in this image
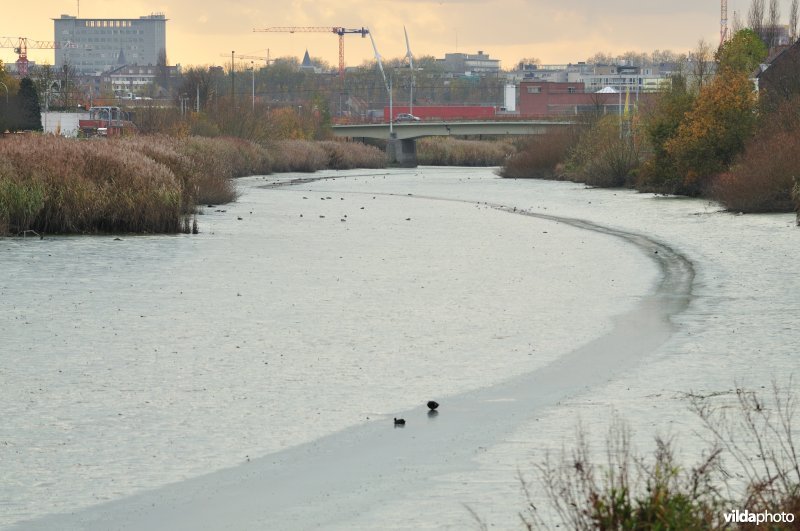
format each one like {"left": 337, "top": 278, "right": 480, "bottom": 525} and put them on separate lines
{"left": 721, "top": 0, "right": 729, "bottom": 44}
{"left": 219, "top": 50, "right": 273, "bottom": 67}
{"left": 253, "top": 26, "right": 369, "bottom": 78}
{"left": 0, "top": 37, "right": 77, "bottom": 77}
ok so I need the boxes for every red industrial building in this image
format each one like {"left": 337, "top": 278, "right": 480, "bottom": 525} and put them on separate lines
{"left": 518, "top": 81, "right": 655, "bottom": 117}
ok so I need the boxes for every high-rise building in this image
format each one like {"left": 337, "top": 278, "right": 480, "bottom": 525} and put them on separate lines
{"left": 54, "top": 13, "right": 167, "bottom": 74}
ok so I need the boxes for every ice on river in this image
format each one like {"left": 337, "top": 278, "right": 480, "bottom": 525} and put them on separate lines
{"left": 1, "top": 167, "right": 798, "bottom": 529}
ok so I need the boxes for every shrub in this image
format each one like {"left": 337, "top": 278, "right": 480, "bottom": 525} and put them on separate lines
{"left": 522, "top": 383, "right": 800, "bottom": 530}
{"left": 712, "top": 131, "right": 800, "bottom": 213}
{"left": 500, "top": 127, "right": 579, "bottom": 179}
{"left": 711, "top": 94, "right": 800, "bottom": 213}
{"left": 564, "top": 115, "right": 642, "bottom": 187}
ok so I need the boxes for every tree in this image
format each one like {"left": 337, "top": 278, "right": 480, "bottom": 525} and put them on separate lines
{"left": 58, "top": 62, "right": 78, "bottom": 109}
{"left": 517, "top": 57, "right": 541, "bottom": 69}
{"left": 733, "top": 10, "right": 745, "bottom": 33}
{"left": 665, "top": 70, "right": 758, "bottom": 193}
{"left": 689, "top": 39, "right": 713, "bottom": 90}
{"left": 715, "top": 28, "right": 769, "bottom": 74}
{"left": 766, "top": 0, "right": 781, "bottom": 47}
{"left": 638, "top": 73, "right": 696, "bottom": 192}
{"left": 0, "top": 61, "right": 20, "bottom": 132}
{"left": 790, "top": 0, "right": 799, "bottom": 42}
{"left": 157, "top": 49, "right": 170, "bottom": 92}
{"left": 749, "top": 0, "right": 766, "bottom": 42}
{"left": 12, "top": 77, "right": 43, "bottom": 131}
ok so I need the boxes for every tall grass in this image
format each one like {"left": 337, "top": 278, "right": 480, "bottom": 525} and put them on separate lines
{"left": 0, "top": 135, "right": 390, "bottom": 235}
{"left": 417, "top": 138, "right": 515, "bottom": 166}
{"left": 268, "top": 139, "right": 386, "bottom": 172}
{"left": 318, "top": 140, "right": 387, "bottom": 170}
{"left": 0, "top": 135, "right": 182, "bottom": 234}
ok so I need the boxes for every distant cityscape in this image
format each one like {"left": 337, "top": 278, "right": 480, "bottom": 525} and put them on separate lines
{"left": 1, "top": 11, "right": 797, "bottom": 123}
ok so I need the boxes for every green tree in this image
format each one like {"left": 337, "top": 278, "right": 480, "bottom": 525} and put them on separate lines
{"left": 11, "top": 78, "right": 43, "bottom": 131}
{"left": 0, "top": 60, "right": 20, "bottom": 131}
{"left": 715, "top": 28, "right": 768, "bottom": 74}
{"left": 638, "top": 73, "right": 696, "bottom": 193}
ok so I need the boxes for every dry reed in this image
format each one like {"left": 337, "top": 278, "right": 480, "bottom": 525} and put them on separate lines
{"left": 417, "top": 137, "right": 515, "bottom": 166}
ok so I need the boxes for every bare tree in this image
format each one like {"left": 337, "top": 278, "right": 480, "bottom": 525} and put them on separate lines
{"left": 790, "top": 0, "right": 799, "bottom": 42}
{"left": 766, "top": 0, "right": 781, "bottom": 47}
{"left": 733, "top": 10, "right": 744, "bottom": 33}
{"left": 749, "top": 0, "right": 766, "bottom": 42}
{"left": 689, "top": 39, "right": 713, "bottom": 90}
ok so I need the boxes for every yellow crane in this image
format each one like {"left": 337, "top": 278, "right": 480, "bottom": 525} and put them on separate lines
{"left": 253, "top": 26, "right": 369, "bottom": 79}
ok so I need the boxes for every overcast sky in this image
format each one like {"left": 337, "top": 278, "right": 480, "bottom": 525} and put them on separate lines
{"left": 0, "top": 0, "right": 782, "bottom": 69}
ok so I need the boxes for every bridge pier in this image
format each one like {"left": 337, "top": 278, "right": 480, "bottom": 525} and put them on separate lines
{"left": 387, "top": 135, "right": 417, "bottom": 168}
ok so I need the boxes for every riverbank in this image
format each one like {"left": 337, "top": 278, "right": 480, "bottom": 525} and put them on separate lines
{"left": 0, "top": 136, "right": 386, "bottom": 236}
{"left": 4, "top": 168, "right": 798, "bottom": 529}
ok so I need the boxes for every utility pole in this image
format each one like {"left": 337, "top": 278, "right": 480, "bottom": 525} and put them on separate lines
{"left": 251, "top": 61, "right": 255, "bottom": 110}
{"left": 231, "top": 50, "right": 235, "bottom": 106}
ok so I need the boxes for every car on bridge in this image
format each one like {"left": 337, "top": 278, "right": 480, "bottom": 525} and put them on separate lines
{"left": 394, "top": 113, "right": 421, "bottom": 122}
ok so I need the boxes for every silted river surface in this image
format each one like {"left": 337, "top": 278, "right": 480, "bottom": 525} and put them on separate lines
{"left": 2, "top": 167, "right": 798, "bottom": 529}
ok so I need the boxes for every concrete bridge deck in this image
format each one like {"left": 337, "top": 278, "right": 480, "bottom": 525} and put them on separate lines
{"left": 331, "top": 120, "right": 574, "bottom": 140}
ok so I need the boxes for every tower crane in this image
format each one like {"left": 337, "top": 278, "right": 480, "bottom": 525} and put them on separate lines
{"left": 252, "top": 26, "right": 369, "bottom": 78}
{"left": 0, "top": 37, "right": 77, "bottom": 77}
{"left": 721, "top": 0, "right": 729, "bottom": 44}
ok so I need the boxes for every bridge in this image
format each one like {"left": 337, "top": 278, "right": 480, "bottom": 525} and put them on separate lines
{"left": 331, "top": 120, "right": 574, "bottom": 167}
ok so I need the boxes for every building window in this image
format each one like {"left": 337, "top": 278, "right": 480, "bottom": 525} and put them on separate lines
{"left": 527, "top": 86, "right": 541, "bottom": 94}
{"left": 568, "top": 87, "right": 576, "bottom": 94}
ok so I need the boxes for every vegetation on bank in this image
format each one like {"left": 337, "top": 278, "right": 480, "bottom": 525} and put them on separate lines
{"left": 509, "top": 384, "right": 800, "bottom": 530}
{"left": 501, "top": 28, "right": 800, "bottom": 219}
{"left": 0, "top": 135, "right": 386, "bottom": 236}
{"left": 416, "top": 138, "right": 515, "bottom": 166}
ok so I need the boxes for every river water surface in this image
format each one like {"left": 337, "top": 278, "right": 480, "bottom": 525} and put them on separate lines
{"left": 1, "top": 168, "right": 798, "bottom": 529}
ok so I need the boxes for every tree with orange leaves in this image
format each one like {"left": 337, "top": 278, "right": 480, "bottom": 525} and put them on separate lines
{"left": 664, "top": 69, "right": 758, "bottom": 195}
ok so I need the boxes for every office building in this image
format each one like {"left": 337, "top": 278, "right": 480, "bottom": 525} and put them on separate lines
{"left": 54, "top": 13, "right": 167, "bottom": 74}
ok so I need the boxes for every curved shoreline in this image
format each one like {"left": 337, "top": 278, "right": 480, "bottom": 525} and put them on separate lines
{"left": 14, "top": 184, "right": 695, "bottom": 530}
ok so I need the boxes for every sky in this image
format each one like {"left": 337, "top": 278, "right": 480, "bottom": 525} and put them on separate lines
{"left": 0, "top": 0, "right": 777, "bottom": 70}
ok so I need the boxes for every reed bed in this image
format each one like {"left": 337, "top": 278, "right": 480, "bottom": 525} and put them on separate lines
{"left": 0, "top": 135, "right": 391, "bottom": 235}
{"left": 0, "top": 135, "right": 181, "bottom": 234}
{"left": 416, "top": 138, "right": 515, "bottom": 166}
{"left": 318, "top": 140, "right": 387, "bottom": 170}
{"left": 267, "top": 139, "right": 386, "bottom": 173}
{"left": 114, "top": 136, "right": 271, "bottom": 206}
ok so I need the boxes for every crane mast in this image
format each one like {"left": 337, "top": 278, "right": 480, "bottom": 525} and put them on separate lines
{"left": 721, "top": 0, "right": 729, "bottom": 44}
{"left": 253, "top": 26, "right": 369, "bottom": 79}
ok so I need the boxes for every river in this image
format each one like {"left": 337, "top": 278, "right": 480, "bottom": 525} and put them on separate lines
{"left": 1, "top": 167, "right": 798, "bottom": 529}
